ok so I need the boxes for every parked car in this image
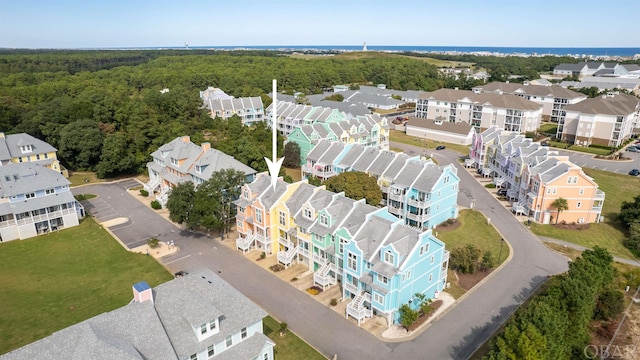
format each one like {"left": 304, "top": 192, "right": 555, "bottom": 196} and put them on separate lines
{"left": 629, "top": 169, "right": 640, "bottom": 176}
{"left": 497, "top": 188, "right": 508, "bottom": 196}
{"left": 627, "top": 146, "right": 640, "bottom": 153}
{"left": 540, "top": 141, "right": 550, "bottom": 147}
{"left": 435, "top": 145, "right": 446, "bottom": 150}
{"left": 174, "top": 271, "right": 188, "bottom": 278}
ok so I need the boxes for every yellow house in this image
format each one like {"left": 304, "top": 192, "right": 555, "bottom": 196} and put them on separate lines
{"left": 0, "top": 132, "right": 67, "bottom": 177}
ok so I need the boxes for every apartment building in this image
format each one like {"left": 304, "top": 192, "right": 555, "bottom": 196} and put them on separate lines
{"left": 0, "top": 163, "right": 84, "bottom": 242}
{"left": 1, "top": 270, "right": 275, "bottom": 360}
{"left": 145, "top": 136, "right": 256, "bottom": 205}
{"left": 234, "top": 173, "right": 449, "bottom": 326}
{"left": 556, "top": 92, "right": 640, "bottom": 147}
{"left": 473, "top": 82, "right": 587, "bottom": 122}
{"left": 0, "top": 132, "right": 66, "bottom": 176}
{"left": 266, "top": 101, "right": 347, "bottom": 137}
{"left": 200, "top": 87, "right": 265, "bottom": 126}
{"left": 415, "top": 88, "right": 543, "bottom": 133}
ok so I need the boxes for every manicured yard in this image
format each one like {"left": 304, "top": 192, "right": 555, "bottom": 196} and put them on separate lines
{"left": 263, "top": 316, "right": 326, "bottom": 360}
{"left": 530, "top": 167, "right": 640, "bottom": 260}
{"left": 390, "top": 129, "right": 471, "bottom": 155}
{"left": 538, "top": 122, "right": 557, "bottom": 135}
{"left": 436, "top": 210, "right": 510, "bottom": 265}
{"left": 548, "top": 141, "right": 612, "bottom": 155}
{"left": 0, "top": 217, "right": 173, "bottom": 355}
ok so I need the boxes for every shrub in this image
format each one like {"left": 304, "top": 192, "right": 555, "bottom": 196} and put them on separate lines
{"left": 450, "top": 244, "right": 481, "bottom": 274}
{"left": 147, "top": 237, "right": 160, "bottom": 249}
{"left": 279, "top": 322, "right": 288, "bottom": 336}
{"left": 330, "top": 298, "right": 338, "bottom": 306}
{"left": 269, "top": 264, "right": 285, "bottom": 272}
{"left": 260, "top": 252, "right": 266, "bottom": 259}
{"left": 594, "top": 289, "right": 624, "bottom": 321}
{"left": 485, "top": 183, "right": 496, "bottom": 189}
{"left": 150, "top": 200, "right": 162, "bottom": 210}
{"left": 139, "top": 189, "right": 149, "bottom": 197}
{"left": 399, "top": 303, "right": 419, "bottom": 329}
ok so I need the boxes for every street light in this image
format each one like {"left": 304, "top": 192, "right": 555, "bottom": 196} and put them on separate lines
{"left": 498, "top": 238, "right": 504, "bottom": 263}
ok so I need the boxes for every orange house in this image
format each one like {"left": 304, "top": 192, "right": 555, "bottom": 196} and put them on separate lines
{"left": 524, "top": 156, "right": 604, "bottom": 224}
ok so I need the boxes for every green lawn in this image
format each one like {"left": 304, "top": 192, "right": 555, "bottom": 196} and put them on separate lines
{"left": 530, "top": 167, "right": 640, "bottom": 260}
{"left": 538, "top": 123, "right": 557, "bottom": 135}
{"left": 390, "top": 129, "right": 470, "bottom": 155}
{"left": 284, "top": 167, "right": 302, "bottom": 182}
{"left": 0, "top": 217, "right": 173, "bottom": 355}
{"left": 263, "top": 316, "right": 326, "bottom": 360}
{"left": 437, "top": 209, "right": 510, "bottom": 265}
{"left": 548, "top": 141, "right": 612, "bottom": 155}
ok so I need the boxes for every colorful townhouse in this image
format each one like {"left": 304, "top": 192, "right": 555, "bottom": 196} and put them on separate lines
{"left": 2, "top": 270, "right": 275, "bottom": 360}
{"left": 556, "top": 92, "right": 640, "bottom": 147}
{"left": 473, "top": 82, "right": 587, "bottom": 122}
{"left": 0, "top": 163, "right": 84, "bottom": 242}
{"left": 415, "top": 88, "right": 543, "bottom": 133}
{"left": 145, "top": 136, "right": 256, "bottom": 205}
{"left": 0, "top": 132, "right": 66, "bottom": 177}
{"left": 286, "top": 114, "right": 389, "bottom": 165}
{"left": 302, "top": 140, "right": 460, "bottom": 230}
{"left": 234, "top": 173, "right": 449, "bottom": 327}
{"left": 200, "top": 87, "right": 265, "bottom": 126}
{"left": 266, "top": 101, "right": 348, "bottom": 137}
{"left": 468, "top": 127, "right": 605, "bottom": 224}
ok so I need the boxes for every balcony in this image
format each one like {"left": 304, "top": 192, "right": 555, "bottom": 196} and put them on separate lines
{"left": 298, "top": 247, "right": 310, "bottom": 259}
{"left": 236, "top": 233, "right": 255, "bottom": 254}
{"left": 15, "top": 208, "right": 76, "bottom": 226}
{"left": 441, "top": 268, "right": 448, "bottom": 282}
{"left": 277, "top": 246, "right": 298, "bottom": 267}
{"left": 313, "top": 252, "right": 328, "bottom": 265}
{"left": 314, "top": 261, "right": 337, "bottom": 289}
{"left": 388, "top": 206, "right": 404, "bottom": 216}
{"left": 442, "top": 250, "right": 449, "bottom": 264}
{"left": 346, "top": 291, "right": 372, "bottom": 326}
{"left": 594, "top": 190, "right": 605, "bottom": 201}
{"left": 405, "top": 211, "right": 428, "bottom": 223}
{"left": 407, "top": 197, "right": 431, "bottom": 208}
{"left": 343, "top": 280, "right": 358, "bottom": 295}
{"left": 388, "top": 192, "right": 405, "bottom": 202}
{"left": 279, "top": 237, "right": 294, "bottom": 248}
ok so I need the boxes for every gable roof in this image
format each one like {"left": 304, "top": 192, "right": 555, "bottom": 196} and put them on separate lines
{"left": 564, "top": 93, "right": 640, "bottom": 115}
{"left": 419, "top": 88, "right": 543, "bottom": 111}
{"left": 0, "top": 133, "right": 57, "bottom": 163}
{"left": 405, "top": 117, "right": 474, "bottom": 135}
{"left": 0, "top": 163, "right": 69, "bottom": 198}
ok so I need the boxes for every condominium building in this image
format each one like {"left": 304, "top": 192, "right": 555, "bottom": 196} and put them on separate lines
{"left": 415, "top": 88, "right": 543, "bottom": 133}
{"left": 556, "top": 92, "right": 640, "bottom": 147}
{"left": 200, "top": 87, "right": 265, "bottom": 126}
{"left": 0, "top": 132, "right": 66, "bottom": 176}
{"left": 266, "top": 101, "right": 347, "bottom": 137}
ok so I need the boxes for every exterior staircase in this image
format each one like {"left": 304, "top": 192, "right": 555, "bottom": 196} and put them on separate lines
{"left": 346, "top": 290, "right": 372, "bottom": 326}
{"left": 313, "top": 261, "right": 336, "bottom": 289}
{"left": 236, "top": 232, "right": 255, "bottom": 254}
{"left": 145, "top": 177, "right": 161, "bottom": 193}
{"left": 277, "top": 245, "right": 298, "bottom": 267}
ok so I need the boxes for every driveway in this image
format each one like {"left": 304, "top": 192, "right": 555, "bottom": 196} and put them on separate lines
{"left": 76, "top": 167, "right": 569, "bottom": 359}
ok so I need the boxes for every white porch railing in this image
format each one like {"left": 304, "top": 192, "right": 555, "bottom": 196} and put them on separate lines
{"left": 314, "top": 261, "right": 336, "bottom": 289}
{"left": 277, "top": 245, "right": 298, "bottom": 267}
{"left": 15, "top": 208, "right": 76, "bottom": 226}
{"left": 512, "top": 202, "right": 527, "bottom": 216}
{"left": 464, "top": 158, "right": 476, "bottom": 167}
{"left": 145, "top": 177, "right": 161, "bottom": 193}
{"left": 157, "top": 186, "right": 170, "bottom": 206}
{"left": 313, "top": 253, "right": 327, "bottom": 265}
{"left": 346, "top": 290, "right": 372, "bottom": 326}
{"left": 298, "top": 247, "right": 310, "bottom": 259}
{"left": 442, "top": 250, "right": 449, "bottom": 264}
{"left": 236, "top": 233, "right": 255, "bottom": 254}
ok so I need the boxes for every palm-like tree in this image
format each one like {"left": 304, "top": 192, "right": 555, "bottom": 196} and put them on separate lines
{"left": 551, "top": 198, "right": 569, "bottom": 224}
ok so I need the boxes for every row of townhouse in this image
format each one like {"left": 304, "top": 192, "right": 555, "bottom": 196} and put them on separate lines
{"left": 200, "top": 87, "right": 265, "bottom": 126}
{"left": 301, "top": 139, "right": 460, "bottom": 230}
{"left": 286, "top": 114, "right": 390, "bottom": 165}
{"left": 265, "top": 101, "right": 347, "bottom": 137}
{"left": 234, "top": 173, "right": 449, "bottom": 326}
{"left": 415, "top": 88, "right": 544, "bottom": 134}
{"left": 0, "top": 132, "right": 67, "bottom": 176}
{"left": 145, "top": 136, "right": 257, "bottom": 205}
{"left": 0, "top": 163, "right": 84, "bottom": 242}
{"left": 472, "top": 82, "right": 588, "bottom": 123}
{"left": 468, "top": 127, "right": 605, "bottom": 224}
{"left": 2, "top": 270, "right": 275, "bottom": 360}
{"left": 553, "top": 62, "right": 640, "bottom": 79}
{"left": 555, "top": 92, "right": 640, "bottom": 147}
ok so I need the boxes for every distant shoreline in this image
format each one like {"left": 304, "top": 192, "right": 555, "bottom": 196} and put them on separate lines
{"left": 2, "top": 45, "right": 639, "bottom": 58}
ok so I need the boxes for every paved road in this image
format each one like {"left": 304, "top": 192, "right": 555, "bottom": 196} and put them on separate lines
{"left": 551, "top": 148, "right": 640, "bottom": 175}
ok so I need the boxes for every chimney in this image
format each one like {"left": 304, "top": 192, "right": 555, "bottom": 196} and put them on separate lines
{"left": 132, "top": 281, "right": 153, "bottom": 303}
{"left": 201, "top": 142, "right": 211, "bottom": 152}
{"left": 181, "top": 135, "right": 191, "bottom": 143}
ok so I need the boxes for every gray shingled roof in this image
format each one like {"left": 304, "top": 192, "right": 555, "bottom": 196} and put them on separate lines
{"left": 381, "top": 153, "right": 412, "bottom": 181}
{"left": 367, "top": 151, "right": 397, "bottom": 177}
{"left": 353, "top": 214, "right": 394, "bottom": 259}
{"left": 350, "top": 146, "right": 379, "bottom": 173}
{"left": 0, "top": 163, "right": 70, "bottom": 198}
{"left": 285, "top": 183, "right": 316, "bottom": 216}
{"left": 405, "top": 117, "right": 474, "bottom": 135}
{"left": 306, "top": 139, "right": 332, "bottom": 162}
{"left": 418, "top": 88, "right": 543, "bottom": 111}
{"left": 191, "top": 148, "right": 256, "bottom": 180}
{"left": 392, "top": 160, "right": 424, "bottom": 188}
{"left": 317, "top": 142, "right": 345, "bottom": 165}
{"left": 477, "top": 82, "right": 586, "bottom": 100}
{"left": 338, "top": 201, "right": 379, "bottom": 236}
{"left": 411, "top": 163, "right": 443, "bottom": 193}
{"left": 257, "top": 177, "right": 289, "bottom": 210}
{"left": 564, "top": 93, "right": 640, "bottom": 115}
{"left": 337, "top": 144, "right": 365, "bottom": 168}
{"left": 1, "top": 133, "right": 57, "bottom": 162}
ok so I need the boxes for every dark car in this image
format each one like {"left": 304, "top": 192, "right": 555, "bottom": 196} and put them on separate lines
{"left": 540, "top": 141, "right": 550, "bottom": 147}
{"left": 497, "top": 188, "right": 508, "bottom": 196}
{"left": 435, "top": 145, "right": 446, "bottom": 150}
{"left": 174, "top": 271, "right": 188, "bottom": 278}
{"left": 629, "top": 169, "right": 640, "bottom": 176}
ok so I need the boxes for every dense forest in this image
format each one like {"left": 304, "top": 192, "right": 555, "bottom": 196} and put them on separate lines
{"left": 0, "top": 49, "right": 613, "bottom": 177}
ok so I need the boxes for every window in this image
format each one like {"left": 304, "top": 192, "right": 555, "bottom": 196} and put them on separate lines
{"left": 170, "top": 157, "right": 178, "bottom": 166}
{"left": 45, "top": 188, "right": 55, "bottom": 195}
{"left": 239, "top": 206, "right": 245, "bottom": 213}
{"left": 374, "top": 293, "right": 384, "bottom": 305}
{"left": 384, "top": 250, "right": 394, "bottom": 265}
{"left": 209, "top": 319, "right": 216, "bottom": 331}
{"left": 419, "top": 243, "right": 429, "bottom": 256}
{"left": 25, "top": 192, "right": 35, "bottom": 199}
{"left": 298, "top": 226, "right": 307, "bottom": 235}
{"left": 190, "top": 354, "right": 197, "bottom": 360}
{"left": 279, "top": 211, "right": 286, "bottom": 226}
{"left": 319, "top": 214, "right": 328, "bottom": 226}
{"left": 237, "top": 220, "right": 243, "bottom": 228}
{"left": 226, "top": 335, "right": 233, "bottom": 347}
{"left": 579, "top": 188, "right": 584, "bottom": 195}
{"left": 208, "top": 345, "right": 215, "bottom": 356}
{"left": 264, "top": 353, "right": 269, "bottom": 360}
{"left": 44, "top": 153, "right": 48, "bottom": 159}
{"left": 567, "top": 176, "right": 578, "bottom": 184}
{"left": 241, "top": 327, "right": 247, "bottom": 339}
{"left": 347, "top": 252, "right": 357, "bottom": 270}
{"left": 244, "top": 189, "right": 249, "bottom": 199}
{"left": 201, "top": 323, "right": 207, "bottom": 335}
{"left": 402, "top": 270, "right": 412, "bottom": 282}
{"left": 377, "top": 273, "right": 388, "bottom": 285}
{"left": 429, "top": 274, "right": 433, "bottom": 282}
{"left": 304, "top": 208, "right": 312, "bottom": 219}
{"left": 576, "top": 201, "right": 581, "bottom": 208}
{"left": 36, "top": 154, "right": 40, "bottom": 160}
{"left": 20, "top": 145, "right": 32, "bottom": 153}
{"left": 431, "top": 255, "right": 435, "bottom": 264}
{"left": 339, "top": 238, "right": 348, "bottom": 255}
{"left": 255, "top": 209, "right": 262, "bottom": 223}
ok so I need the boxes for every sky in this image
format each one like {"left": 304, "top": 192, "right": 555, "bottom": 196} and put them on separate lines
{"left": 1, "top": 0, "right": 639, "bottom": 49}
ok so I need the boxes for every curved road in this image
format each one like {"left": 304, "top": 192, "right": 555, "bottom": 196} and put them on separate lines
{"left": 75, "top": 145, "right": 570, "bottom": 360}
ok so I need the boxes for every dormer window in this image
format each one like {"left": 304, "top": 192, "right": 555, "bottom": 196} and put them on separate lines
{"left": 209, "top": 319, "right": 216, "bottom": 331}
{"left": 384, "top": 250, "right": 394, "bottom": 265}
{"left": 20, "top": 145, "right": 33, "bottom": 153}
{"left": 304, "top": 208, "right": 312, "bottom": 219}
{"left": 200, "top": 323, "right": 207, "bottom": 335}
{"left": 244, "top": 189, "right": 249, "bottom": 199}
{"left": 319, "top": 214, "right": 328, "bottom": 226}
{"left": 195, "top": 165, "right": 203, "bottom": 174}
{"left": 170, "top": 158, "right": 178, "bottom": 166}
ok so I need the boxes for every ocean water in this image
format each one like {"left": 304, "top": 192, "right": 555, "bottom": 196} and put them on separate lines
{"left": 178, "top": 45, "right": 640, "bottom": 57}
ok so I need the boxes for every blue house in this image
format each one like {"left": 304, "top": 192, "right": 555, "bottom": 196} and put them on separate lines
{"left": 341, "top": 210, "right": 448, "bottom": 326}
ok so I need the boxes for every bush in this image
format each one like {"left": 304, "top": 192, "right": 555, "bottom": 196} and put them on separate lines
{"left": 330, "top": 298, "right": 338, "bottom": 306}
{"left": 485, "top": 183, "right": 496, "bottom": 189}
{"left": 399, "top": 303, "right": 419, "bottom": 329}
{"left": 260, "top": 252, "right": 266, "bottom": 259}
{"left": 450, "top": 244, "right": 481, "bottom": 274}
{"left": 139, "top": 189, "right": 149, "bottom": 197}
{"left": 147, "top": 237, "right": 160, "bottom": 249}
{"left": 594, "top": 289, "right": 624, "bottom": 321}
{"left": 150, "top": 200, "right": 162, "bottom": 210}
